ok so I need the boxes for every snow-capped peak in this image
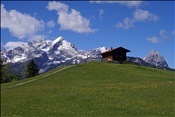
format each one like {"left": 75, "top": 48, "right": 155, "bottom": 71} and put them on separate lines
{"left": 96, "top": 47, "right": 109, "bottom": 53}
{"left": 52, "top": 36, "right": 64, "bottom": 46}
{"left": 149, "top": 50, "right": 160, "bottom": 55}
{"left": 143, "top": 50, "right": 168, "bottom": 68}
{"left": 1, "top": 36, "right": 112, "bottom": 74}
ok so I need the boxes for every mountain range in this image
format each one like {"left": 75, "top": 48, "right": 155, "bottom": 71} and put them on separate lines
{"left": 1, "top": 36, "right": 108, "bottom": 74}
{"left": 0, "top": 36, "right": 171, "bottom": 76}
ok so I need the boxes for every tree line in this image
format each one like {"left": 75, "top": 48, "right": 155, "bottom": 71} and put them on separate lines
{"left": 1, "top": 59, "right": 39, "bottom": 84}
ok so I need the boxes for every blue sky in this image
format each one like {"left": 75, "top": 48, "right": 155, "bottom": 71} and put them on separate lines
{"left": 1, "top": 1, "right": 175, "bottom": 68}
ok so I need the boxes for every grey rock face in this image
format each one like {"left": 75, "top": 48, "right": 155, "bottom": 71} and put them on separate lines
{"left": 1, "top": 36, "right": 108, "bottom": 74}
{"left": 127, "top": 57, "right": 148, "bottom": 66}
{"left": 143, "top": 50, "right": 168, "bottom": 68}
{"left": 1, "top": 36, "right": 170, "bottom": 76}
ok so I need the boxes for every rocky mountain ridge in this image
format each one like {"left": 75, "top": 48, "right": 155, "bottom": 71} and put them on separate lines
{"left": 1, "top": 36, "right": 108, "bottom": 73}
{"left": 1, "top": 36, "right": 171, "bottom": 76}
{"left": 143, "top": 50, "right": 168, "bottom": 68}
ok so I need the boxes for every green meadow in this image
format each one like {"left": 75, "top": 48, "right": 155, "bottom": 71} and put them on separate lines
{"left": 1, "top": 62, "right": 175, "bottom": 116}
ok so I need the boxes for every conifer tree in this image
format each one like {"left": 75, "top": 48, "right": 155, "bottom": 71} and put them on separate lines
{"left": 26, "top": 59, "right": 39, "bottom": 78}
{"left": 0, "top": 59, "right": 16, "bottom": 83}
{"left": 0, "top": 58, "right": 4, "bottom": 83}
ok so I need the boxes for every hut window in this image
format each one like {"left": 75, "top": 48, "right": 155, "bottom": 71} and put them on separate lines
{"left": 116, "top": 55, "right": 118, "bottom": 58}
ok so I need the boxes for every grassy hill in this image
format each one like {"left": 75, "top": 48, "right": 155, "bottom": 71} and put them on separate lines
{"left": 1, "top": 62, "right": 175, "bottom": 116}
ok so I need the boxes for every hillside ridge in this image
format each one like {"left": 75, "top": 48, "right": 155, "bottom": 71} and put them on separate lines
{"left": 1, "top": 61, "right": 174, "bottom": 116}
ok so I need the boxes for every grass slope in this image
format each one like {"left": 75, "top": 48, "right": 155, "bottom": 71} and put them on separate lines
{"left": 1, "top": 62, "right": 175, "bottom": 116}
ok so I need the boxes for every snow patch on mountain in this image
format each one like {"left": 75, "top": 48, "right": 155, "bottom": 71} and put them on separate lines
{"left": 1, "top": 36, "right": 109, "bottom": 73}
{"left": 1, "top": 36, "right": 170, "bottom": 75}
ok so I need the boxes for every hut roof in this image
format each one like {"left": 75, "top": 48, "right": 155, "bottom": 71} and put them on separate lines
{"left": 100, "top": 47, "right": 130, "bottom": 55}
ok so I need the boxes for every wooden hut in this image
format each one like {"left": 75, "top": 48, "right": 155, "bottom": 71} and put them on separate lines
{"left": 100, "top": 47, "right": 130, "bottom": 63}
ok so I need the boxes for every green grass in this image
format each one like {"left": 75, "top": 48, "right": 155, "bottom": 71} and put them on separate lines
{"left": 1, "top": 62, "right": 175, "bottom": 116}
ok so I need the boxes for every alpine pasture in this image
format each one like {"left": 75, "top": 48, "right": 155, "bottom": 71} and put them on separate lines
{"left": 1, "top": 62, "right": 175, "bottom": 116}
